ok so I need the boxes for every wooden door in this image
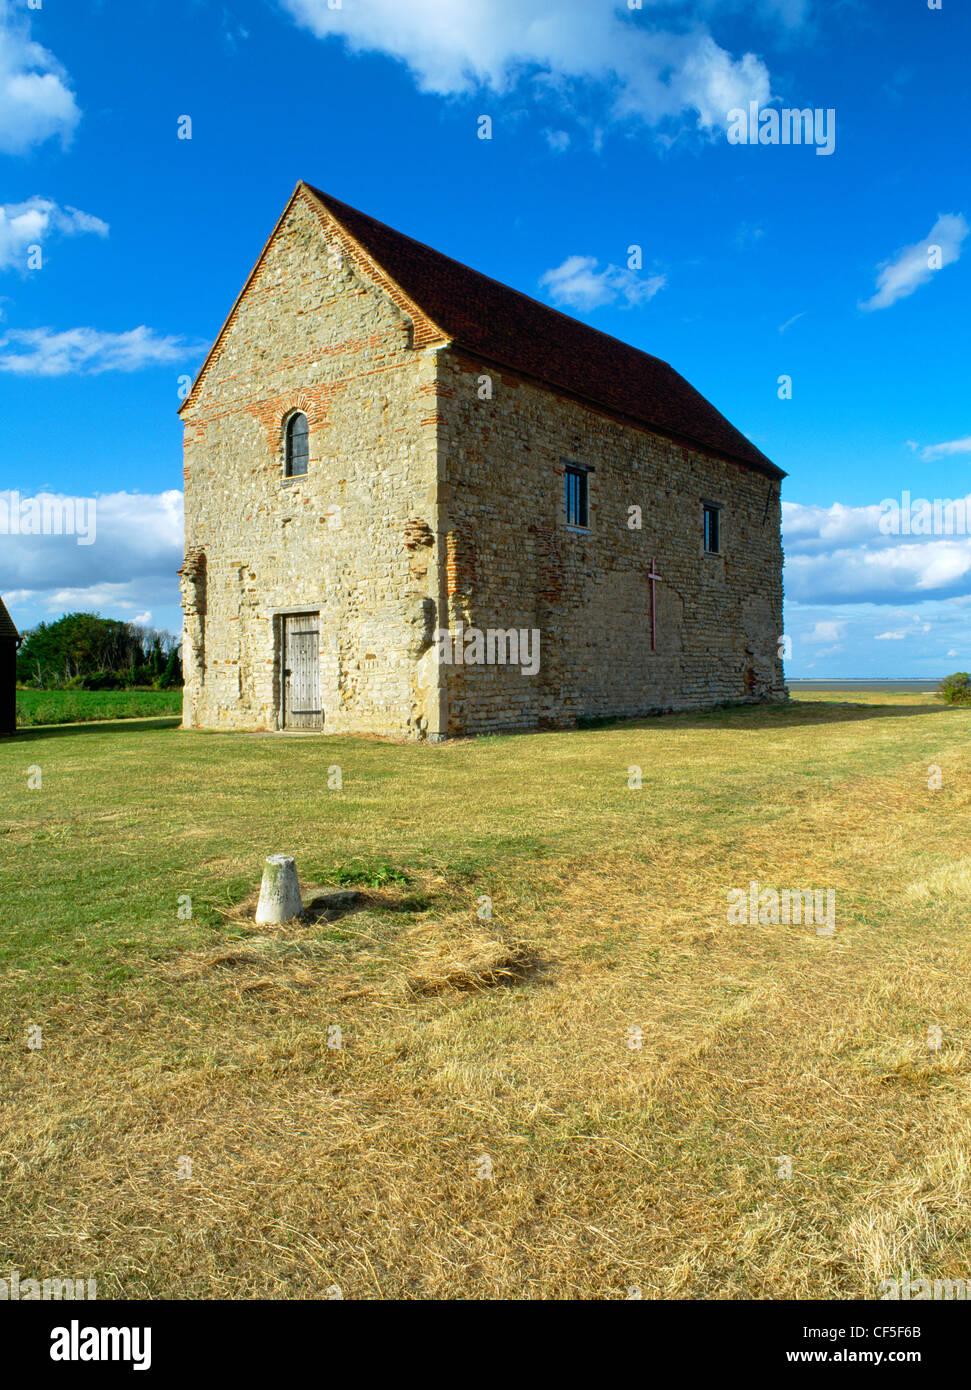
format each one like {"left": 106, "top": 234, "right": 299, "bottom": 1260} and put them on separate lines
{"left": 282, "top": 613, "right": 321, "bottom": 729}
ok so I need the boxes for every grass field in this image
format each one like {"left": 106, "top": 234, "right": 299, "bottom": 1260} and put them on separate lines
{"left": 2, "top": 691, "right": 970, "bottom": 1299}
{"left": 15, "top": 687, "right": 183, "bottom": 727}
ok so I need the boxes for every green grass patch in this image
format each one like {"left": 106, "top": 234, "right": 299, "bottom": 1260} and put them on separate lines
{"left": 15, "top": 686, "right": 183, "bottom": 727}
{"left": 326, "top": 859, "right": 411, "bottom": 888}
{"left": 3, "top": 692, "right": 971, "bottom": 1299}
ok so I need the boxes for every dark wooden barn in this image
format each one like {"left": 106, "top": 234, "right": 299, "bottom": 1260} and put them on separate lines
{"left": 0, "top": 596, "right": 20, "bottom": 736}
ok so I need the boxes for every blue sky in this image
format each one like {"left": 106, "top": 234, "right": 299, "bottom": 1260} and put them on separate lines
{"left": 0, "top": 0, "right": 968, "bottom": 676}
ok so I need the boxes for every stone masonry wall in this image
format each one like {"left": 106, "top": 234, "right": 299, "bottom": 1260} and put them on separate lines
{"left": 180, "top": 190, "right": 442, "bottom": 736}
{"left": 435, "top": 349, "right": 786, "bottom": 736}
{"left": 181, "top": 191, "right": 785, "bottom": 739}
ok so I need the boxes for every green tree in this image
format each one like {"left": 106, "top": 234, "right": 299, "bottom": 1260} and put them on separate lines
{"left": 939, "top": 672, "right": 971, "bottom": 706}
{"left": 148, "top": 634, "right": 166, "bottom": 678}
{"left": 15, "top": 613, "right": 178, "bottom": 687}
{"left": 158, "top": 646, "right": 183, "bottom": 689}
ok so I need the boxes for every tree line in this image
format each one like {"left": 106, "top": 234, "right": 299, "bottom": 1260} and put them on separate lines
{"left": 16, "top": 613, "right": 182, "bottom": 690}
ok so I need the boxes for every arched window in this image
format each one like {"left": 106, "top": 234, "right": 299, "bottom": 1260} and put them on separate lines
{"left": 285, "top": 413, "right": 309, "bottom": 477}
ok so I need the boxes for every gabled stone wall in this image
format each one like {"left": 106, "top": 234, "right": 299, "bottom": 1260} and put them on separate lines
{"left": 180, "top": 191, "right": 441, "bottom": 736}
{"left": 181, "top": 193, "right": 785, "bottom": 739}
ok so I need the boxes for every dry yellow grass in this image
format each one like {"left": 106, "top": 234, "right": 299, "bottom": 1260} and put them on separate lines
{"left": 2, "top": 694, "right": 970, "bottom": 1298}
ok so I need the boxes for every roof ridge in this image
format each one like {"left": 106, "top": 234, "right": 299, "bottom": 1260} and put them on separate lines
{"left": 304, "top": 184, "right": 781, "bottom": 479}
{"left": 305, "top": 184, "right": 678, "bottom": 374}
{"left": 300, "top": 183, "right": 449, "bottom": 349}
{"left": 180, "top": 181, "right": 781, "bottom": 479}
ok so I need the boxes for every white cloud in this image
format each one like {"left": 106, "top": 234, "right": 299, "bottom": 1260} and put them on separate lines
{"left": 221, "top": 17, "right": 250, "bottom": 52}
{"left": 919, "top": 436, "right": 971, "bottom": 462}
{"left": 781, "top": 499, "right": 885, "bottom": 554}
{"left": 1, "top": 490, "right": 186, "bottom": 636}
{"left": 281, "top": 0, "right": 771, "bottom": 137}
{"left": 0, "top": 0, "right": 80, "bottom": 155}
{"left": 787, "top": 538, "right": 971, "bottom": 604}
{"left": 544, "top": 128, "right": 571, "bottom": 152}
{"left": 785, "top": 594, "right": 971, "bottom": 678}
{"left": 0, "top": 197, "right": 108, "bottom": 273}
{"left": 779, "top": 310, "right": 806, "bottom": 333}
{"left": 783, "top": 600, "right": 971, "bottom": 675}
{"left": 783, "top": 497, "right": 971, "bottom": 604}
{"left": 0, "top": 489, "right": 183, "bottom": 599}
{"left": 0, "top": 325, "right": 205, "bottom": 376}
{"left": 540, "top": 254, "right": 665, "bottom": 310}
{"left": 860, "top": 213, "right": 969, "bottom": 312}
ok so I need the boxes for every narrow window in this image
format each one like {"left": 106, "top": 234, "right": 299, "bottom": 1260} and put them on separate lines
{"left": 285, "top": 413, "right": 309, "bottom": 478}
{"left": 564, "top": 465, "right": 589, "bottom": 528}
{"left": 703, "top": 503, "right": 721, "bottom": 554}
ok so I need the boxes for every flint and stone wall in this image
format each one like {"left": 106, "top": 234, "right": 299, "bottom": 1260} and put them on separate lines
{"left": 180, "top": 193, "right": 442, "bottom": 737}
{"left": 435, "top": 349, "right": 786, "bottom": 736}
{"left": 181, "top": 193, "right": 786, "bottom": 738}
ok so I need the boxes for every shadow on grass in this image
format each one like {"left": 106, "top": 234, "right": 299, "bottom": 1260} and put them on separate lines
{"left": 214, "top": 884, "right": 434, "bottom": 934}
{"left": 5, "top": 716, "right": 183, "bottom": 742}
{"left": 495, "top": 699, "right": 956, "bottom": 741}
{"left": 664, "top": 699, "right": 952, "bottom": 729}
{"left": 302, "top": 888, "right": 434, "bottom": 921}
{"left": 2, "top": 700, "right": 958, "bottom": 748}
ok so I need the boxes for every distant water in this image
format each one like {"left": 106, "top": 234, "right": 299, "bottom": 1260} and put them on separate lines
{"left": 788, "top": 679, "right": 940, "bottom": 693}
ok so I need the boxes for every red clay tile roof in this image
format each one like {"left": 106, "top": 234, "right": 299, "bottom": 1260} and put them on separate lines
{"left": 0, "top": 597, "right": 20, "bottom": 643}
{"left": 307, "top": 185, "right": 783, "bottom": 480}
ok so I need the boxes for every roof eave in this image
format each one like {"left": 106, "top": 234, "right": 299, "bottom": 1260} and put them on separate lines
{"left": 442, "top": 341, "right": 785, "bottom": 481}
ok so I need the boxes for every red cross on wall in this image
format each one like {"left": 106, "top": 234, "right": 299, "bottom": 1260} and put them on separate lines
{"left": 647, "top": 558, "right": 662, "bottom": 651}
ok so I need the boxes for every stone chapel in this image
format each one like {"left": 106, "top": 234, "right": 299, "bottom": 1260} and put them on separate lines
{"left": 179, "top": 181, "right": 787, "bottom": 737}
